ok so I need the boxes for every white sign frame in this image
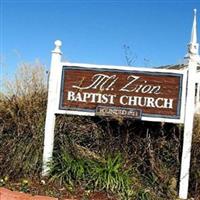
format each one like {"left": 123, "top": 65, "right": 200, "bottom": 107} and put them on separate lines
{"left": 58, "top": 62, "right": 187, "bottom": 124}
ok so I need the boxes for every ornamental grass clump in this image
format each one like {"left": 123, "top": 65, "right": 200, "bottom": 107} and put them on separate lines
{"left": 90, "top": 154, "right": 133, "bottom": 199}
{"left": 0, "top": 62, "right": 47, "bottom": 178}
{"left": 49, "top": 149, "right": 133, "bottom": 199}
{"left": 49, "top": 147, "right": 93, "bottom": 186}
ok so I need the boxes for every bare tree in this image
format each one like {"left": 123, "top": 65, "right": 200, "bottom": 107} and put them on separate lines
{"left": 123, "top": 44, "right": 137, "bottom": 66}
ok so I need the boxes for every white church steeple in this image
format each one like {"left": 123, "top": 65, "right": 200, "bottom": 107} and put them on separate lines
{"left": 191, "top": 9, "right": 198, "bottom": 45}
{"left": 184, "top": 9, "right": 200, "bottom": 63}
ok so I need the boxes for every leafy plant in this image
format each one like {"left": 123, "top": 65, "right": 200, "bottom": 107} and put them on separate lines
{"left": 49, "top": 148, "right": 92, "bottom": 186}
{"left": 20, "top": 179, "right": 30, "bottom": 193}
{"left": 136, "top": 189, "right": 152, "bottom": 200}
{"left": 91, "top": 154, "right": 133, "bottom": 199}
{"left": 0, "top": 176, "right": 8, "bottom": 187}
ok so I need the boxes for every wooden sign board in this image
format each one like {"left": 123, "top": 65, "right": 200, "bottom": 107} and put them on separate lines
{"left": 59, "top": 64, "right": 186, "bottom": 123}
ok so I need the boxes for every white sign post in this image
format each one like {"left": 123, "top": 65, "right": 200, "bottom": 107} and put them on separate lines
{"left": 179, "top": 9, "right": 199, "bottom": 200}
{"left": 42, "top": 40, "right": 62, "bottom": 176}
{"left": 179, "top": 59, "right": 196, "bottom": 200}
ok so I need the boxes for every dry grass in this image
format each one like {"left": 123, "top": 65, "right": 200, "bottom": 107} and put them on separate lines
{"left": 0, "top": 62, "right": 47, "bottom": 178}
{"left": 190, "top": 115, "right": 200, "bottom": 199}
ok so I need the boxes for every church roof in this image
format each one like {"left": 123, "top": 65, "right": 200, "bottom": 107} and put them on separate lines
{"left": 157, "top": 64, "right": 200, "bottom": 71}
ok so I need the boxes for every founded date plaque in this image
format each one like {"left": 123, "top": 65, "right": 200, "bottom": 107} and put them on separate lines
{"left": 96, "top": 106, "right": 142, "bottom": 119}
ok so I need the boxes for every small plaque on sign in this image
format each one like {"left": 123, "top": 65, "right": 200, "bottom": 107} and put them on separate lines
{"left": 96, "top": 106, "right": 142, "bottom": 119}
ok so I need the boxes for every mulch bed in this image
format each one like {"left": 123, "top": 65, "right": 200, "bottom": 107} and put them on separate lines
{"left": 1, "top": 178, "right": 117, "bottom": 200}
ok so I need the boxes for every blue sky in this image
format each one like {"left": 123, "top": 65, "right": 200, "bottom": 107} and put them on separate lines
{"left": 1, "top": 0, "right": 200, "bottom": 81}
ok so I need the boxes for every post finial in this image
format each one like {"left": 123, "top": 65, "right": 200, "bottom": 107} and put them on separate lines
{"left": 52, "top": 40, "right": 62, "bottom": 54}
{"left": 55, "top": 40, "right": 62, "bottom": 48}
